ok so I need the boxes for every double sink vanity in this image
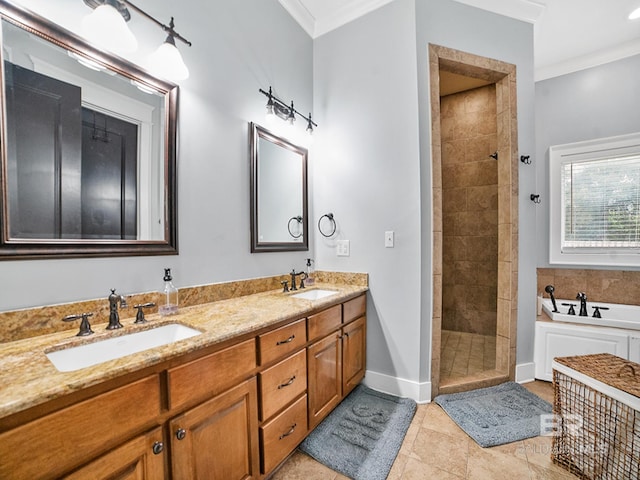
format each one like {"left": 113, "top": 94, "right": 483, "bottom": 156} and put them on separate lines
{"left": 0, "top": 3, "right": 365, "bottom": 479}
{"left": 0, "top": 276, "right": 368, "bottom": 479}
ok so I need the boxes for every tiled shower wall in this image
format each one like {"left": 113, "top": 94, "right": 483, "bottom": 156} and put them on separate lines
{"left": 537, "top": 268, "right": 640, "bottom": 306}
{"left": 441, "top": 85, "right": 498, "bottom": 336}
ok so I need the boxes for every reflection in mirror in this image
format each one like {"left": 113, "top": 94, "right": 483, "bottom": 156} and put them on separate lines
{"left": 250, "top": 122, "right": 308, "bottom": 252}
{"left": 0, "top": 1, "right": 177, "bottom": 258}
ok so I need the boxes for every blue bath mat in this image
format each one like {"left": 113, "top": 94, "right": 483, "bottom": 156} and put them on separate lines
{"left": 434, "top": 382, "right": 552, "bottom": 447}
{"left": 299, "top": 385, "right": 416, "bottom": 480}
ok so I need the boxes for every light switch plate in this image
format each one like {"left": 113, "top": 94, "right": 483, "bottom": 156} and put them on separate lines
{"left": 337, "top": 240, "right": 350, "bottom": 256}
{"left": 385, "top": 231, "right": 394, "bottom": 248}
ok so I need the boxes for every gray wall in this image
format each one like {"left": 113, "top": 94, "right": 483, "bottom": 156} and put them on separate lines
{"left": 535, "top": 54, "right": 640, "bottom": 268}
{"left": 313, "top": 0, "right": 535, "bottom": 398}
{"left": 313, "top": 0, "right": 423, "bottom": 395}
{"left": 1, "top": 0, "right": 313, "bottom": 310}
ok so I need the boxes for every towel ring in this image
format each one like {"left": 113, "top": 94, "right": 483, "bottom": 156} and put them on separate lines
{"left": 318, "top": 213, "right": 336, "bottom": 238}
{"left": 287, "top": 216, "right": 303, "bottom": 239}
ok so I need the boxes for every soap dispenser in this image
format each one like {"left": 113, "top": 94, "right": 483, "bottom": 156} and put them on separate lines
{"left": 159, "top": 268, "right": 178, "bottom": 316}
{"left": 305, "top": 258, "right": 315, "bottom": 286}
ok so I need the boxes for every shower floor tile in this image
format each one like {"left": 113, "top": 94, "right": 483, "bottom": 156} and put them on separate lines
{"left": 440, "top": 330, "right": 496, "bottom": 383}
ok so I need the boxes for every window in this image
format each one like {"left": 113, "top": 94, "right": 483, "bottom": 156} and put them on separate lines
{"left": 549, "top": 132, "right": 640, "bottom": 266}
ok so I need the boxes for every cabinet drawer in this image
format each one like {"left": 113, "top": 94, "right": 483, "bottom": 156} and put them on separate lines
{"left": 0, "top": 375, "right": 161, "bottom": 480}
{"left": 344, "top": 294, "right": 366, "bottom": 323}
{"left": 308, "top": 304, "right": 342, "bottom": 340}
{"left": 168, "top": 338, "right": 257, "bottom": 410}
{"left": 259, "top": 349, "right": 307, "bottom": 420}
{"left": 260, "top": 394, "right": 308, "bottom": 474}
{"left": 258, "top": 318, "right": 307, "bottom": 366}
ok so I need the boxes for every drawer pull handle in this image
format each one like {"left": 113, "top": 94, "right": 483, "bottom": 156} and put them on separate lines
{"left": 278, "top": 375, "right": 296, "bottom": 389}
{"left": 276, "top": 335, "right": 295, "bottom": 345}
{"left": 152, "top": 441, "right": 164, "bottom": 455}
{"left": 176, "top": 428, "right": 187, "bottom": 440}
{"left": 279, "top": 423, "right": 297, "bottom": 440}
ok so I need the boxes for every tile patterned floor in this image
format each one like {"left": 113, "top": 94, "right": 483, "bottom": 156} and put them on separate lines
{"left": 272, "top": 381, "right": 578, "bottom": 480}
{"left": 440, "top": 330, "right": 497, "bottom": 384}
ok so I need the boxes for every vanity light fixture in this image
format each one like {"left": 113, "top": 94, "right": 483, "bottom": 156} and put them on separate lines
{"left": 82, "top": 0, "right": 192, "bottom": 82}
{"left": 630, "top": 6, "right": 640, "bottom": 19}
{"left": 259, "top": 86, "right": 317, "bottom": 135}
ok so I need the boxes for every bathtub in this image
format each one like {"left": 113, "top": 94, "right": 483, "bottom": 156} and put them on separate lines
{"left": 541, "top": 298, "right": 640, "bottom": 331}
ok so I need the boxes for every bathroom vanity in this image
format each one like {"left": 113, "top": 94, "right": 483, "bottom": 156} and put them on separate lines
{"left": 0, "top": 282, "right": 367, "bottom": 479}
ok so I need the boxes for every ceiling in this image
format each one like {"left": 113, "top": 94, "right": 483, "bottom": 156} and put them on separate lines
{"left": 279, "top": 0, "right": 640, "bottom": 81}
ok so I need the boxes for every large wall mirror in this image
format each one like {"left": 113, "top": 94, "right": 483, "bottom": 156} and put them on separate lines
{"left": 0, "top": 0, "right": 177, "bottom": 259}
{"left": 250, "top": 122, "right": 308, "bottom": 252}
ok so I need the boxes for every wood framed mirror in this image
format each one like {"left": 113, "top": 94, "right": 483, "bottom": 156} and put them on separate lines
{"left": 250, "top": 122, "right": 308, "bottom": 252}
{"left": 0, "top": 0, "right": 178, "bottom": 259}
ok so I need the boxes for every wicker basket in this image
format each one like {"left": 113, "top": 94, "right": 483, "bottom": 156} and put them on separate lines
{"left": 552, "top": 353, "right": 640, "bottom": 480}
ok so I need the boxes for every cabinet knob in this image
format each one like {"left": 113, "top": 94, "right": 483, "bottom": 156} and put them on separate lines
{"left": 176, "top": 428, "right": 187, "bottom": 440}
{"left": 152, "top": 441, "right": 164, "bottom": 455}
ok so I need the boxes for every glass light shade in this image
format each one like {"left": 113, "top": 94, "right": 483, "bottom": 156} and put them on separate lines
{"left": 82, "top": 4, "right": 138, "bottom": 54}
{"left": 148, "top": 40, "right": 189, "bottom": 82}
{"left": 630, "top": 7, "right": 640, "bottom": 19}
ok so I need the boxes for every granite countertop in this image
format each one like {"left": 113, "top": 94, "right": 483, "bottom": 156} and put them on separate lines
{"left": 0, "top": 283, "right": 367, "bottom": 419}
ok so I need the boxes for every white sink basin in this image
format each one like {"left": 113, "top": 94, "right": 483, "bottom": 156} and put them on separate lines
{"left": 290, "top": 289, "right": 338, "bottom": 300}
{"left": 46, "top": 323, "right": 202, "bottom": 372}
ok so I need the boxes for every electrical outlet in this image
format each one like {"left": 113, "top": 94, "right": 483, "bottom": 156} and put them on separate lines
{"left": 337, "top": 240, "right": 350, "bottom": 256}
{"left": 385, "top": 231, "right": 394, "bottom": 248}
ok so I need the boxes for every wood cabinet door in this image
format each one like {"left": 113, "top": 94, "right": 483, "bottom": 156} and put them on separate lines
{"left": 307, "top": 332, "right": 342, "bottom": 429}
{"left": 0, "top": 375, "right": 161, "bottom": 480}
{"left": 342, "top": 316, "right": 366, "bottom": 396}
{"left": 170, "top": 377, "right": 260, "bottom": 480}
{"left": 63, "top": 427, "right": 165, "bottom": 480}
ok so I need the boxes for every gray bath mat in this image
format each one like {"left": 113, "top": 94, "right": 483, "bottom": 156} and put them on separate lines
{"left": 434, "top": 381, "right": 552, "bottom": 447}
{"left": 299, "top": 384, "right": 416, "bottom": 480}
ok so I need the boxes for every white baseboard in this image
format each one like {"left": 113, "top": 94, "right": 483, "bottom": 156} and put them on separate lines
{"left": 515, "top": 362, "right": 536, "bottom": 384}
{"left": 363, "top": 370, "right": 432, "bottom": 403}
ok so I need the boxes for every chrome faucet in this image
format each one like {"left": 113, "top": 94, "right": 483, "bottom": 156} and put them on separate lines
{"left": 576, "top": 292, "right": 588, "bottom": 316}
{"left": 108, "top": 288, "right": 128, "bottom": 329}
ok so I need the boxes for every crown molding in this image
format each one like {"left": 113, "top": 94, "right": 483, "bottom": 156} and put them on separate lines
{"left": 279, "top": 0, "right": 395, "bottom": 38}
{"left": 535, "top": 38, "right": 640, "bottom": 81}
{"left": 314, "top": 0, "right": 395, "bottom": 38}
{"left": 452, "top": 0, "right": 546, "bottom": 24}
{"left": 278, "top": 0, "right": 315, "bottom": 37}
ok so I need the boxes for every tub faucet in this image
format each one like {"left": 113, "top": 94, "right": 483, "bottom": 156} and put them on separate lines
{"left": 108, "top": 288, "right": 128, "bottom": 330}
{"left": 576, "top": 292, "right": 588, "bottom": 316}
{"left": 545, "top": 285, "right": 558, "bottom": 312}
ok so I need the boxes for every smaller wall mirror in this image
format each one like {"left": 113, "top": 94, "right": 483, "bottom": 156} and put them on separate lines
{"left": 250, "top": 122, "right": 308, "bottom": 252}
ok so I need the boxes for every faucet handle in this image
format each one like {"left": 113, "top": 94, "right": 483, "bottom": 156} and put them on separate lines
{"left": 281, "top": 280, "right": 289, "bottom": 293}
{"left": 63, "top": 312, "right": 94, "bottom": 336}
{"left": 133, "top": 303, "right": 156, "bottom": 324}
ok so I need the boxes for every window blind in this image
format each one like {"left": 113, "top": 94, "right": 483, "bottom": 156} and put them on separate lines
{"left": 562, "top": 154, "right": 640, "bottom": 250}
